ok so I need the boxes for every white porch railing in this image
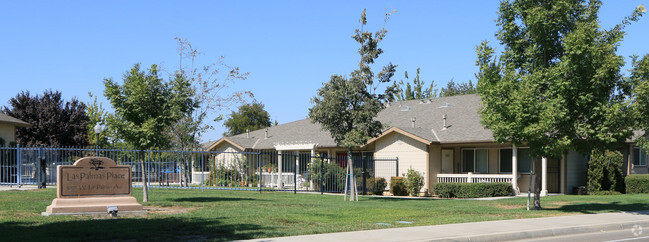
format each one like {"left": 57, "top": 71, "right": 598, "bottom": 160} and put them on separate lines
{"left": 437, "top": 173, "right": 513, "bottom": 183}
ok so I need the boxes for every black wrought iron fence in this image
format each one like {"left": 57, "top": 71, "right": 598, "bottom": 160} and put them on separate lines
{"left": 0, "top": 145, "right": 397, "bottom": 195}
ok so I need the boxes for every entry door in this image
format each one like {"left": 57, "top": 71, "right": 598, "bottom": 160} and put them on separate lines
{"left": 442, "top": 149, "right": 454, "bottom": 173}
{"left": 547, "top": 159, "right": 560, "bottom": 193}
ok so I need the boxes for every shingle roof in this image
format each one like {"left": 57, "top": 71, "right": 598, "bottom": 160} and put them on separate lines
{"left": 0, "top": 112, "right": 30, "bottom": 127}
{"left": 376, "top": 94, "right": 493, "bottom": 143}
{"left": 210, "top": 94, "right": 494, "bottom": 150}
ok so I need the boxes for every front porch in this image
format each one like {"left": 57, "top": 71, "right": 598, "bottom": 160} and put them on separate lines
{"left": 434, "top": 145, "right": 566, "bottom": 196}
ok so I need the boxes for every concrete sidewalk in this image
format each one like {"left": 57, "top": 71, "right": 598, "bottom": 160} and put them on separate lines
{"left": 246, "top": 211, "right": 649, "bottom": 242}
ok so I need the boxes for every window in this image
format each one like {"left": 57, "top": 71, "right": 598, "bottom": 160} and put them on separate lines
{"left": 499, "top": 149, "right": 512, "bottom": 173}
{"left": 499, "top": 148, "right": 533, "bottom": 173}
{"left": 634, "top": 148, "right": 648, "bottom": 166}
{"left": 462, "top": 149, "right": 488, "bottom": 173}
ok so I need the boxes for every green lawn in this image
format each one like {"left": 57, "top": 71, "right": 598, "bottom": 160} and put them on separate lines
{"left": 2, "top": 188, "right": 649, "bottom": 241}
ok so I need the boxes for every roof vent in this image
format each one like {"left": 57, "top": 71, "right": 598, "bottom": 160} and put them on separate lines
{"left": 246, "top": 129, "right": 250, "bottom": 138}
{"left": 426, "top": 99, "right": 432, "bottom": 104}
{"left": 419, "top": 99, "right": 425, "bottom": 104}
{"left": 439, "top": 102, "right": 451, "bottom": 108}
{"left": 411, "top": 117, "right": 416, "bottom": 128}
{"left": 400, "top": 106, "right": 411, "bottom": 111}
{"left": 265, "top": 128, "right": 269, "bottom": 139}
{"left": 384, "top": 102, "right": 391, "bottom": 107}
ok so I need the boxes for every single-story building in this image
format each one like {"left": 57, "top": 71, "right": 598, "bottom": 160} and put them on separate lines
{"left": 0, "top": 112, "right": 29, "bottom": 146}
{"left": 207, "top": 94, "right": 646, "bottom": 195}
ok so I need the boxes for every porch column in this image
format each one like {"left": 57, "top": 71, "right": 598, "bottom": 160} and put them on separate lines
{"left": 278, "top": 150, "right": 283, "bottom": 189}
{"left": 295, "top": 151, "right": 300, "bottom": 188}
{"left": 560, "top": 154, "right": 566, "bottom": 194}
{"left": 310, "top": 147, "right": 316, "bottom": 189}
{"left": 512, "top": 144, "right": 519, "bottom": 194}
{"left": 541, "top": 157, "right": 548, "bottom": 196}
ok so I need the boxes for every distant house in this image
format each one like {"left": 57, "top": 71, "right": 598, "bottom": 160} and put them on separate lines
{"left": 208, "top": 94, "right": 645, "bottom": 195}
{"left": 0, "top": 112, "right": 29, "bottom": 146}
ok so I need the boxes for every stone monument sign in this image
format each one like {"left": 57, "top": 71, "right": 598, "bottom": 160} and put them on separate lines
{"left": 43, "top": 157, "right": 145, "bottom": 216}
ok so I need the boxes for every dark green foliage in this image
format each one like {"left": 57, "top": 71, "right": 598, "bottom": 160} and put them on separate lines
{"left": 438, "top": 80, "right": 476, "bottom": 97}
{"left": 394, "top": 68, "right": 437, "bottom": 101}
{"left": 625, "top": 174, "right": 649, "bottom": 194}
{"left": 308, "top": 158, "right": 345, "bottom": 192}
{"left": 587, "top": 149, "right": 625, "bottom": 193}
{"left": 390, "top": 177, "right": 408, "bottom": 196}
{"left": 434, "top": 182, "right": 513, "bottom": 198}
{"left": 404, "top": 168, "right": 425, "bottom": 196}
{"left": 374, "top": 177, "right": 387, "bottom": 195}
{"left": 223, "top": 101, "right": 272, "bottom": 136}
{"left": 4, "top": 90, "right": 89, "bottom": 147}
{"left": 0, "top": 137, "right": 4, "bottom": 146}
{"left": 631, "top": 55, "right": 649, "bottom": 149}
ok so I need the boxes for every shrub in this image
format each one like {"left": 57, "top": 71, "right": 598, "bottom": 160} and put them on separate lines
{"left": 587, "top": 149, "right": 625, "bottom": 193}
{"left": 374, "top": 177, "right": 387, "bottom": 195}
{"left": 625, "top": 174, "right": 649, "bottom": 194}
{"left": 390, "top": 177, "right": 408, "bottom": 196}
{"left": 309, "top": 158, "right": 346, "bottom": 192}
{"left": 404, "top": 168, "right": 425, "bottom": 196}
{"left": 434, "top": 182, "right": 513, "bottom": 198}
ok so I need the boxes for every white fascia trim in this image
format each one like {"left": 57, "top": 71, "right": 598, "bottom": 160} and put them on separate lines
{"left": 274, "top": 143, "right": 318, "bottom": 151}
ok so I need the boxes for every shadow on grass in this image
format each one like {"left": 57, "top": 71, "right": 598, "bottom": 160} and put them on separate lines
{"left": 362, "top": 196, "right": 439, "bottom": 202}
{"left": 172, "top": 197, "right": 265, "bottom": 202}
{"left": 1, "top": 217, "right": 272, "bottom": 241}
{"left": 547, "top": 202, "right": 649, "bottom": 214}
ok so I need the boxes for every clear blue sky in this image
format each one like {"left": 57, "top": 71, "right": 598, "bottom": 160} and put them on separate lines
{"left": 2, "top": 1, "right": 648, "bottom": 143}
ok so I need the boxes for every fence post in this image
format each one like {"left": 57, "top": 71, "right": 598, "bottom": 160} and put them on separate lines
{"left": 362, "top": 155, "right": 366, "bottom": 195}
{"left": 201, "top": 148, "right": 204, "bottom": 192}
{"left": 16, "top": 144, "right": 22, "bottom": 186}
{"left": 258, "top": 151, "right": 262, "bottom": 194}
{"left": 38, "top": 145, "right": 46, "bottom": 189}
{"left": 320, "top": 154, "right": 324, "bottom": 195}
{"left": 294, "top": 153, "right": 297, "bottom": 194}
{"left": 395, "top": 157, "right": 399, "bottom": 177}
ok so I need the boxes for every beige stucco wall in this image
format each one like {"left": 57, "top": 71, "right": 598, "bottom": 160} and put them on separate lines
{"left": 210, "top": 142, "right": 246, "bottom": 168}
{"left": 374, "top": 132, "right": 429, "bottom": 193}
{"left": 0, "top": 123, "right": 16, "bottom": 145}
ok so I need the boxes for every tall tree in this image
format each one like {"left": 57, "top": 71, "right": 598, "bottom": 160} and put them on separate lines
{"left": 223, "top": 101, "right": 272, "bottom": 136}
{"left": 168, "top": 38, "right": 251, "bottom": 186}
{"left": 394, "top": 68, "right": 437, "bottom": 101}
{"left": 631, "top": 53, "right": 649, "bottom": 149}
{"left": 309, "top": 9, "right": 397, "bottom": 201}
{"left": 4, "top": 90, "right": 89, "bottom": 147}
{"left": 438, "top": 79, "right": 477, "bottom": 97}
{"left": 85, "top": 92, "right": 110, "bottom": 148}
{"left": 104, "top": 63, "right": 194, "bottom": 202}
{"left": 477, "top": 1, "right": 644, "bottom": 209}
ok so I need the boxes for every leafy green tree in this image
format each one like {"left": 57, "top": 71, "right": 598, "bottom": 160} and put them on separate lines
{"left": 394, "top": 68, "right": 437, "bottom": 101}
{"left": 4, "top": 90, "right": 89, "bottom": 147}
{"left": 223, "top": 101, "right": 272, "bottom": 136}
{"left": 439, "top": 79, "right": 476, "bottom": 97}
{"left": 309, "top": 9, "right": 397, "bottom": 201}
{"left": 85, "top": 92, "right": 110, "bottom": 148}
{"left": 104, "top": 63, "right": 194, "bottom": 202}
{"left": 477, "top": 1, "right": 643, "bottom": 209}
{"left": 630, "top": 53, "right": 649, "bottom": 149}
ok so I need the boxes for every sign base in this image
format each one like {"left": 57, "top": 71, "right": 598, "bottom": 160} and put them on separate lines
{"left": 44, "top": 196, "right": 145, "bottom": 215}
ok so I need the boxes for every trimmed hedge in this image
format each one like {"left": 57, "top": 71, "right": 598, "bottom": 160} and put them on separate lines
{"left": 625, "top": 174, "right": 649, "bottom": 194}
{"left": 390, "top": 177, "right": 408, "bottom": 196}
{"left": 434, "top": 182, "right": 513, "bottom": 198}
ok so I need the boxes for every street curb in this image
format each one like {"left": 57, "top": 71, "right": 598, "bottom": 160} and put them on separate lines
{"left": 430, "top": 220, "right": 649, "bottom": 242}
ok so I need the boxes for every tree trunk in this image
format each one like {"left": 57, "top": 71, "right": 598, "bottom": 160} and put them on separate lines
{"left": 141, "top": 150, "right": 148, "bottom": 202}
{"left": 533, "top": 157, "right": 542, "bottom": 210}
{"left": 347, "top": 147, "right": 358, "bottom": 201}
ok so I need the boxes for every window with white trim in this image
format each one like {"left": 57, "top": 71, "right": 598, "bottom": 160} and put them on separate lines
{"left": 462, "top": 149, "right": 488, "bottom": 173}
{"left": 634, "top": 147, "right": 648, "bottom": 166}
